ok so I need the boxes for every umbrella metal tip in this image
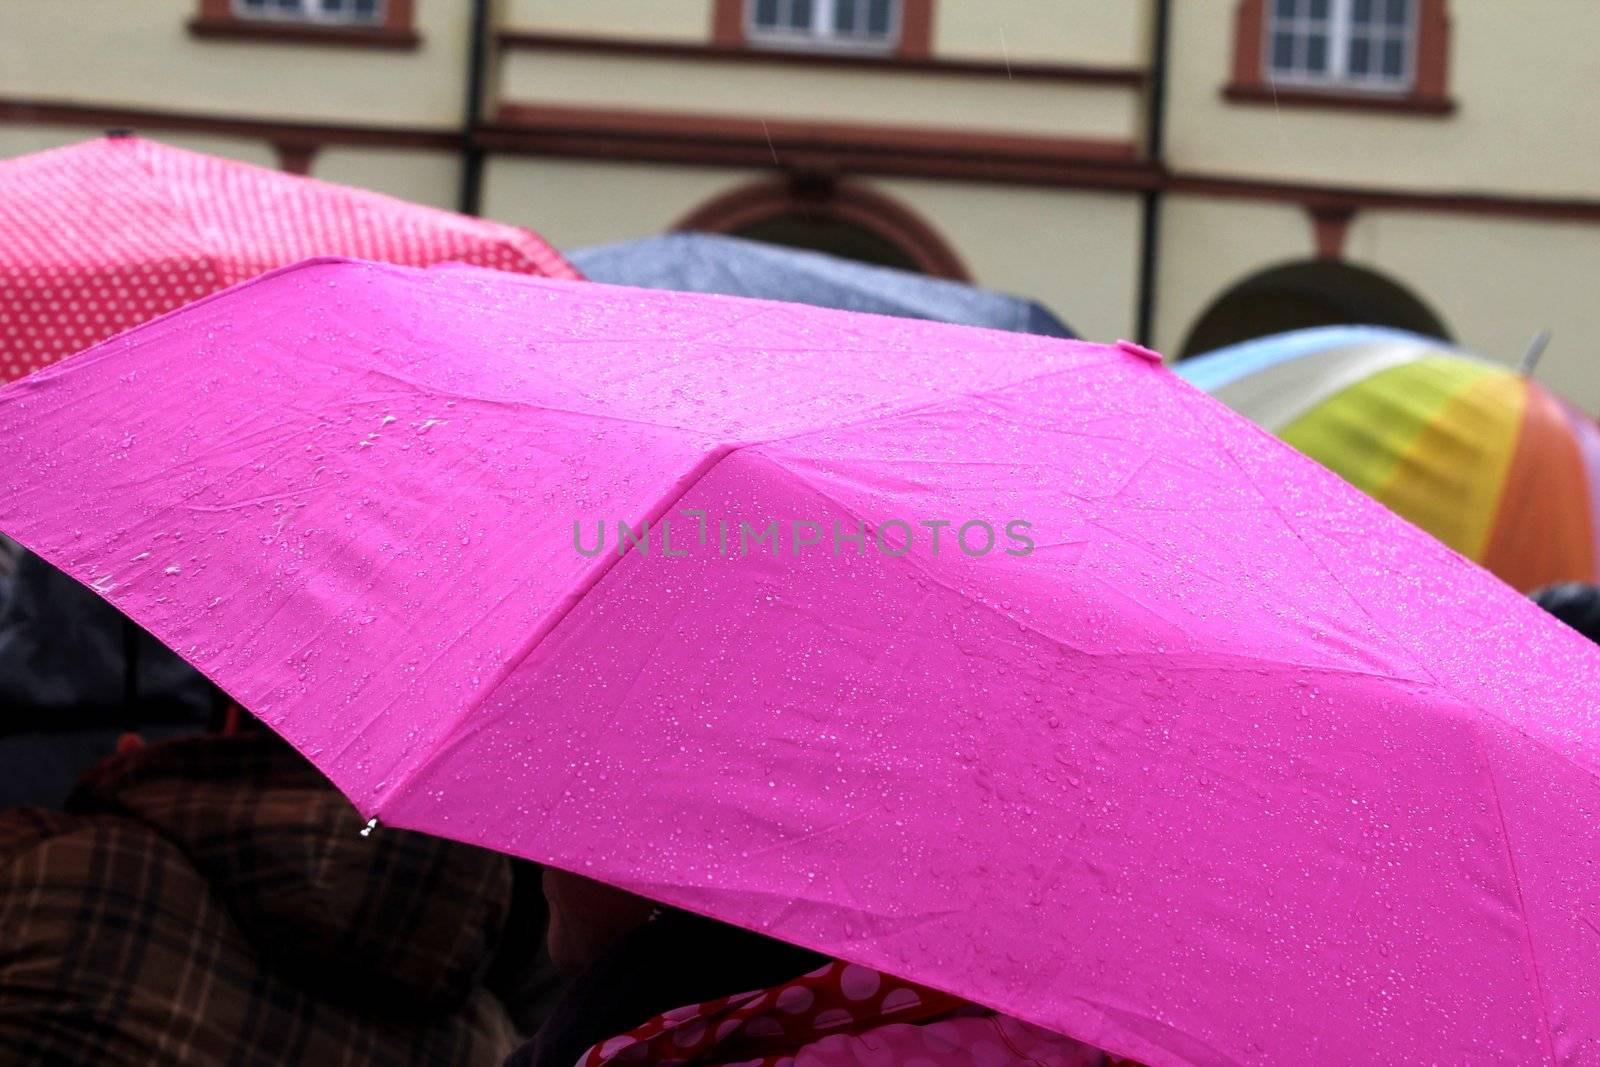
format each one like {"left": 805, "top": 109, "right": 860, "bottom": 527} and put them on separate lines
{"left": 1516, "top": 328, "right": 1552, "bottom": 377}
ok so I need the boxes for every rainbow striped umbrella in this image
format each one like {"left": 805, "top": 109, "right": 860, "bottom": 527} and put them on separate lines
{"left": 1178, "top": 326, "right": 1600, "bottom": 592}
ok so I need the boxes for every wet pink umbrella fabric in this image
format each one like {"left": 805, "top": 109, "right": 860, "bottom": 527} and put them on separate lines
{"left": 0, "top": 258, "right": 1597, "bottom": 1066}
{"left": 0, "top": 135, "right": 577, "bottom": 381}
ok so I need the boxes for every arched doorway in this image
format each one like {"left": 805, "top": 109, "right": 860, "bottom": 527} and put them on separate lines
{"left": 1180, "top": 260, "right": 1450, "bottom": 359}
{"left": 676, "top": 175, "right": 968, "bottom": 280}
{"left": 731, "top": 214, "right": 922, "bottom": 273}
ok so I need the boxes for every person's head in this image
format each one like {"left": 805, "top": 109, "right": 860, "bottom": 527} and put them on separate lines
{"left": 541, "top": 868, "right": 658, "bottom": 974}
{"left": 1531, "top": 582, "right": 1600, "bottom": 645}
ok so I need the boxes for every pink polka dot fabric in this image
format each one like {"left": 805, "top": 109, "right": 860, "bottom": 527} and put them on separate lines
{"left": 577, "top": 959, "right": 1114, "bottom": 1067}
{"left": 0, "top": 136, "right": 579, "bottom": 383}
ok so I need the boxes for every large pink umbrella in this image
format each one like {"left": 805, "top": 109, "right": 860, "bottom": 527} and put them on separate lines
{"left": 0, "top": 136, "right": 578, "bottom": 382}
{"left": 0, "top": 258, "right": 1595, "bottom": 1066}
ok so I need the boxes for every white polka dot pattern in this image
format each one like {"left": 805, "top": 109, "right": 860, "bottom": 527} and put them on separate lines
{"left": 0, "top": 136, "right": 580, "bottom": 382}
{"left": 572, "top": 959, "right": 1115, "bottom": 1066}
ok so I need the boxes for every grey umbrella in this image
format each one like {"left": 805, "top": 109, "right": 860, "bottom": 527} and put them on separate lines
{"left": 569, "top": 232, "right": 1074, "bottom": 338}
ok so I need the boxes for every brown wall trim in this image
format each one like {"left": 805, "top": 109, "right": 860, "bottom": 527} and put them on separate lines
{"left": 711, "top": 0, "right": 934, "bottom": 58}
{"left": 496, "top": 104, "right": 1136, "bottom": 159}
{"left": 488, "top": 103, "right": 1150, "bottom": 189}
{"left": 1414, "top": 0, "right": 1452, "bottom": 101}
{"left": 710, "top": 0, "right": 744, "bottom": 47}
{"left": 486, "top": 103, "right": 1600, "bottom": 220}
{"left": 272, "top": 140, "right": 320, "bottom": 175}
{"left": 1223, "top": 84, "right": 1455, "bottom": 115}
{"left": 0, "top": 98, "right": 458, "bottom": 152}
{"left": 1307, "top": 203, "right": 1356, "bottom": 259}
{"left": 498, "top": 30, "right": 1144, "bottom": 86}
{"left": 900, "top": 0, "right": 934, "bottom": 57}
{"left": 1231, "top": 0, "right": 1266, "bottom": 87}
{"left": 6, "top": 94, "right": 1600, "bottom": 227}
{"left": 188, "top": 18, "right": 420, "bottom": 49}
{"left": 1172, "top": 172, "right": 1600, "bottom": 224}
{"left": 190, "top": 0, "right": 418, "bottom": 49}
{"left": 1228, "top": 0, "right": 1452, "bottom": 115}
{"left": 677, "top": 175, "right": 968, "bottom": 278}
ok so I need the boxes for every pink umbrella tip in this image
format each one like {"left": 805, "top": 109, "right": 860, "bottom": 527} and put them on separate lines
{"left": 1115, "top": 339, "right": 1165, "bottom": 365}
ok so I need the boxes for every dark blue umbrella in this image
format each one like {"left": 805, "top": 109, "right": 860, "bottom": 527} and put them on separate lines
{"left": 0, "top": 547, "right": 219, "bottom": 808}
{"left": 569, "top": 232, "right": 1074, "bottom": 338}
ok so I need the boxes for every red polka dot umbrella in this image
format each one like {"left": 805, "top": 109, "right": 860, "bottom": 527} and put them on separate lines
{"left": 0, "top": 135, "right": 579, "bottom": 382}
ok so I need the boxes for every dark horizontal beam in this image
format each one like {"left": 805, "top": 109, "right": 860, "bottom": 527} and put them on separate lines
{"left": 188, "top": 16, "right": 420, "bottom": 50}
{"left": 5, "top": 94, "right": 1600, "bottom": 224}
{"left": 1223, "top": 83, "right": 1456, "bottom": 116}
{"left": 0, "top": 97, "right": 456, "bottom": 150}
{"left": 484, "top": 103, "right": 1152, "bottom": 190}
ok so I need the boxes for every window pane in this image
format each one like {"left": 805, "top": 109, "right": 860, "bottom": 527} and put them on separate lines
{"left": 1308, "top": 0, "right": 1330, "bottom": 21}
{"left": 1271, "top": 31, "right": 1296, "bottom": 70}
{"left": 352, "top": 0, "right": 377, "bottom": 16}
{"left": 834, "top": 0, "right": 856, "bottom": 32}
{"left": 1274, "top": 0, "right": 1297, "bottom": 17}
{"left": 791, "top": 0, "right": 813, "bottom": 30}
{"left": 1305, "top": 32, "right": 1328, "bottom": 72}
{"left": 1381, "top": 38, "right": 1405, "bottom": 75}
{"left": 866, "top": 0, "right": 891, "bottom": 35}
{"left": 1352, "top": 0, "right": 1374, "bottom": 24}
{"left": 1385, "top": 0, "right": 1410, "bottom": 26}
{"left": 1349, "top": 36, "right": 1371, "bottom": 74}
{"left": 753, "top": 0, "right": 780, "bottom": 27}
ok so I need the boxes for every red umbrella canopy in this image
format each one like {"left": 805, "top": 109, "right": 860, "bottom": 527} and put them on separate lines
{"left": 0, "top": 135, "right": 578, "bottom": 381}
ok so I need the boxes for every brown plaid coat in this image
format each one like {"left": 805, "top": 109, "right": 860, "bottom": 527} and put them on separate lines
{"left": 0, "top": 733, "right": 541, "bottom": 1066}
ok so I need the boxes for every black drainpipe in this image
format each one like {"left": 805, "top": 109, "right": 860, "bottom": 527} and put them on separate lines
{"left": 458, "top": 0, "right": 491, "bottom": 216}
{"left": 1134, "top": 0, "right": 1172, "bottom": 347}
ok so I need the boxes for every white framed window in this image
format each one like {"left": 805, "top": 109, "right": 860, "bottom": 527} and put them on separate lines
{"left": 747, "top": 0, "right": 901, "bottom": 53}
{"left": 1267, "top": 0, "right": 1415, "bottom": 92}
{"left": 233, "top": 0, "right": 383, "bottom": 25}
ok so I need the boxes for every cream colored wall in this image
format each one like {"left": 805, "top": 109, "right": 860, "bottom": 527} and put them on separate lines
{"left": 481, "top": 159, "right": 1133, "bottom": 341}
{"left": 1166, "top": 0, "right": 1600, "bottom": 198}
{"left": 0, "top": 130, "right": 459, "bottom": 210}
{"left": 501, "top": 0, "right": 713, "bottom": 41}
{"left": 874, "top": 178, "right": 1140, "bottom": 343}
{"left": 0, "top": 127, "right": 277, "bottom": 168}
{"left": 480, "top": 158, "right": 766, "bottom": 248}
{"left": 1347, "top": 211, "right": 1600, "bottom": 410}
{"left": 0, "top": 0, "right": 464, "bottom": 126}
{"left": 1156, "top": 196, "right": 1600, "bottom": 409}
{"left": 500, "top": 0, "right": 1147, "bottom": 65}
{"left": 0, "top": 125, "right": 124, "bottom": 161}
{"left": 499, "top": 49, "right": 1138, "bottom": 140}
{"left": 312, "top": 146, "right": 460, "bottom": 210}
{"left": 1153, "top": 195, "right": 1313, "bottom": 358}
{"left": 933, "top": 0, "right": 1147, "bottom": 66}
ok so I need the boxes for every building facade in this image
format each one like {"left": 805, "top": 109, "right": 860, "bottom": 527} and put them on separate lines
{"left": 2, "top": 1, "right": 1598, "bottom": 404}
